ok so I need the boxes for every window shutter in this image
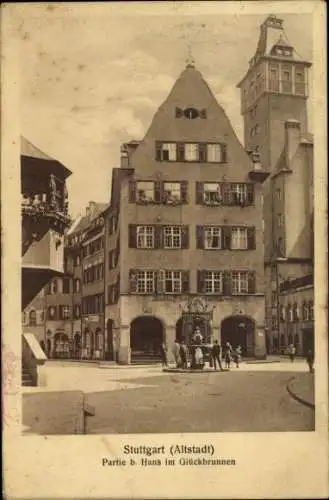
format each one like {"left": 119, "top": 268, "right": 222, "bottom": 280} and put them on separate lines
{"left": 196, "top": 225, "right": 204, "bottom": 249}
{"left": 247, "top": 184, "right": 255, "bottom": 205}
{"left": 182, "top": 271, "right": 190, "bottom": 293}
{"left": 197, "top": 270, "right": 205, "bottom": 293}
{"left": 128, "top": 181, "right": 136, "bottom": 203}
{"left": 247, "top": 226, "right": 256, "bottom": 249}
{"left": 199, "top": 143, "right": 207, "bottom": 162}
{"left": 248, "top": 272, "right": 256, "bottom": 294}
{"left": 155, "top": 181, "right": 162, "bottom": 203}
{"left": 129, "top": 270, "right": 137, "bottom": 293}
{"left": 155, "top": 142, "right": 162, "bottom": 161}
{"left": 157, "top": 270, "right": 165, "bottom": 294}
{"left": 196, "top": 182, "right": 204, "bottom": 204}
{"left": 154, "top": 225, "right": 162, "bottom": 249}
{"left": 177, "top": 142, "right": 185, "bottom": 161}
{"left": 222, "top": 183, "right": 230, "bottom": 205}
{"left": 221, "top": 143, "right": 228, "bottom": 163}
{"left": 181, "top": 226, "right": 189, "bottom": 249}
{"left": 128, "top": 225, "right": 136, "bottom": 248}
{"left": 223, "top": 271, "right": 231, "bottom": 296}
{"left": 222, "top": 226, "right": 231, "bottom": 249}
{"left": 180, "top": 181, "right": 188, "bottom": 203}
{"left": 175, "top": 107, "right": 183, "bottom": 118}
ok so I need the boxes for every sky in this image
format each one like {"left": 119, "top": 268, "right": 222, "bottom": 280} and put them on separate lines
{"left": 18, "top": 3, "right": 313, "bottom": 219}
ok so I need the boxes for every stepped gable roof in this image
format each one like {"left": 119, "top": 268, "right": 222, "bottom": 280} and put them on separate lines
{"left": 134, "top": 64, "right": 252, "bottom": 168}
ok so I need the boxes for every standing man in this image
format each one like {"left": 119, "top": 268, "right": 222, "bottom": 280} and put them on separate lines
{"left": 306, "top": 349, "right": 314, "bottom": 373}
{"left": 211, "top": 340, "right": 223, "bottom": 371}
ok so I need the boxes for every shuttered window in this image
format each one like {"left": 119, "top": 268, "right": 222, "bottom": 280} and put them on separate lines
{"left": 231, "top": 227, "right": 248, "bottom": 250}
{"left": 204, "top": 271, "right": 223, "bottom": 293}
{"left": 204, "top": 227, "right": 222, "bottom": 249}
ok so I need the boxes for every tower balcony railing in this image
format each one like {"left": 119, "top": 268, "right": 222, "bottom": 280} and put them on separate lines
{"left": 21, "top": 194, "right": 70, "bottom": 226}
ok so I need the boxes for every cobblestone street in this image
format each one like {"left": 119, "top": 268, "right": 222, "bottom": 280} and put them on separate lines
{"left": 22, "top": 359, "right": 315, "bottom": 434}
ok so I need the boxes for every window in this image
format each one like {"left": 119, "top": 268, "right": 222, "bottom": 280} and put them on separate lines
{"left": 272, "top": 290, "right": 277, "bottom": 304}
{"left": 50, "top": 279, "right": 57, "bottom": 294}
{"left": 309, "top": 300, "right": 314, "bottom": 320}
{"left": 29, "top": 310, "right": 36, "bottom": 326}
{"left": 302, "top": 301, "right": 309, "bottom": 321}
{"left": 74, "top": 279, "right": 81, "bottom": 293}
{"left": 203, "top": 183, "right": 222, "bottom": 204}
{"left": 136, "top": 181, "right": 155, "bottom": 203}
{"left": 295, "top": 69, "right": 305, "bottom": 95}
{"left": 272, "top": 315, "right": 278, "bottom": 330}
{"left": 207, "top": 144, "right": 222, "bottom": 162}
{"left": 205, "top": 271, "right": 223, "bottom": 294}
{"left": 184, "top": 143, "right": 199, "bottom": 162}
{"left": 231, "top": 271, "right": 249, "bottom": 295}
{"left": 276, "top": 188, "right": 282, "bottom": 201}
{"left": 293, "top": 303, "right": 299, "bottom": 321}
{"left": 184, "top": 108, "right": 199, "bottom": 119}
{"left": 204, "top": 227, "right": 222, "bottom": 249}
{"left": 39, "top": 310, "right": 44, "bottom": 323}
{"left": 278, "top": 214, "right": 284, "bottom": 227}
{"left": 136, "top": 271, "right": 156, "bottom": 294}
{"left": 137, "top": 226, "right": 154, "bottom": 249}
{"left": 74, "top": 305, "right": 81, "bottom": 319}
{"left": 279, "top": 305, "right": 285, "bottom": 321}
{"left": 59, "top": 305, "right": 70, "bottom": 320}
{"left": 63, "top": 278, "right": 70, "bottom": 294}
{"left": 163, "top": 182, "right": 181, "bottom": 203}
{"left": 163, "top": 226, "right": 181, "bottom": 249}
{"left": 229, "top": 183, "right": 248, "bottom": 205}
{"left": 48, "top": 306, "right": 56, "bottom": 320}
{"left": 74, "top": 255, "right": 80, "bottom": 267}
{"left": 231, "top": 227, "right": 248, "bottom": 250}
{"left": 287, "top": 304, "right": 293, "bottom": 322}
{"left": 162, "top": 271, "right": 182, "bottom": 293}
{"left": 157, "top": 143, "right": 177, "bottom": 161}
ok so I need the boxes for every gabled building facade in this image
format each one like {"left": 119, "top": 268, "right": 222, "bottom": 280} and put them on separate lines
{"left": 105, "top": 62, "right": 269, "bottom": 364}
{"left": 237, "top": 15, "right": 314, "bottom": 354}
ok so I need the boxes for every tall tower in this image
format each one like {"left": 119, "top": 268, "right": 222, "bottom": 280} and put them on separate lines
{"left": 237, "top": 15, "right": 312, "bottom": 172}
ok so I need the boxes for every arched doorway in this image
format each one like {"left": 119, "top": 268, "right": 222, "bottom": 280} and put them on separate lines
{"left": 130, "top": 316, "right": 164, "bottom": 363}
{"left": 221, "top": 316, "right": 255, "bottom": 357}
{"left": 106, "top": 319, "right": 114, "bottom": 361}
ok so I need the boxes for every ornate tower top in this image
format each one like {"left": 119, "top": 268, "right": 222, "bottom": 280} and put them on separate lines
{"left": 185, "top": 44, "right": 195, "bottom": 69}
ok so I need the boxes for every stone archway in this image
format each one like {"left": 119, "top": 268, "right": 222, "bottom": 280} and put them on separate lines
{"left": 130, "top": 316, "right": 164, "bottom": 363}
{"left": 221, "top": 316, "right": 255, "bottom": 357}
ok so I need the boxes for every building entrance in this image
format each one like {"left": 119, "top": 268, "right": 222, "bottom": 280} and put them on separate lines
{"left": 130, "top": 316, "right": 164, "bottom": 363}
{"left": 221, "top": 316, "right": 255, "bottom": 356}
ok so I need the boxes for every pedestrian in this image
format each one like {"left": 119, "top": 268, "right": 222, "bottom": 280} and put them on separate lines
{"left": 160, "top": 342, "right": 168, "bottom": 367}
{"left": 306, "top": 349, "right": 314, "bottom": 373}
{"left": 234, "top": 345, "right": 242, "bottom": 368}
{"left": 172, "top": 339, "right": 181, "bottom": 368}
{"left": 224, "top": 342, "right": 232, "bottom": 370}
{"left": 211, "top": 340, "right": 223, "bottom": 371}
{"left": 288, "top": 344, "right": 296, "bottom": 362}
{"left": 179, "top": 341, "right": 188, "bottom": 369}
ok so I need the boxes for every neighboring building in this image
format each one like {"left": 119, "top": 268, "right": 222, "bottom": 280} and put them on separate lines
{"left": 237, "top": 15, "right": 314, "bottom": 353}
{"left": 278, "top": 274, "right": 314, "bottom": 355}
{"left": 23, "top": 201, "right": 108, "bottom": 360}
{"left": 105, "top": 60, "right": 269, "bottom": 364}
{"left": 80, "top": 202, "right": 108, "bottom": 360}
{"left": 21, "top": 136, "right": 71, "bottom": 384}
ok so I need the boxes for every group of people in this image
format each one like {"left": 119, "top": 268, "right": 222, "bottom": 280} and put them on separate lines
{"left": 159, "top": 340, "right": 243, "bottom": 371}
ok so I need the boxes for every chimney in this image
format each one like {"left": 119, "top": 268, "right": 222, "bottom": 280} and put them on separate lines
{"left": 285, "top": 119, "right": 301, "bottom": 166}
{"left": 89, "top": 201, "right": 96, "bottom": 218}
{"left": 120, "top": 144, "right": 129, "bottom": 168}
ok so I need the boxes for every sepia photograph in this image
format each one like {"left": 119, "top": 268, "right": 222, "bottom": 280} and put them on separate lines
{"left": 2, "top": 2, "right": 327, "bottom": 499}
{"left": 18, "top": 6, "right": 317, "bottom": 436}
